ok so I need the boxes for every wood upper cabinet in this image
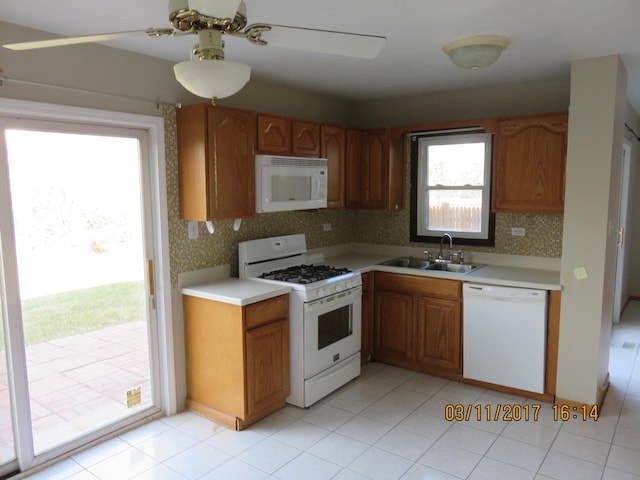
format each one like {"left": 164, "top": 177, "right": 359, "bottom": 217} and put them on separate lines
{"left": 257, "top": 114, "right": 320, "bottom": 156}
{"left": 362, "top": 129, "right": 388, "bottom": 208}
{"left": 183, "top": 294, "right": 289, "bottom": 430}
{"left": 292, "top": 120, "right": 320, "bottom": 156}
{"left": 321, "top": 125, "right": 347, "bottom": 209}
{"left": 492, "top": 113, "right": 568, "bottom": 213}
{"left": 257, "top": 114, "right": 291, "bottom": 154}
{"left": 177, "top": 104, "right": 256, "bottom": 221}
{"left": 346, "top": 129, "right": 364, "bottom": 207}
{"left": 373, "top": 272, "right": 462, "bottom": 376}
{"left": 387, "top": 125, "right": 406, "bottom": 211}
{"left": 346, "top": 127, "right": 404, "bottom": 209}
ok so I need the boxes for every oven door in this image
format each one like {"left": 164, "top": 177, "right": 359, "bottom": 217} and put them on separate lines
{"left": 303, "top": 286, "right": 362, "bottom": 379}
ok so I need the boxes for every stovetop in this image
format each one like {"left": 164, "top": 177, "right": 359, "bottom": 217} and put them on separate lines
{"left": 258, "top": 264, "right": 351, "bottom": 284}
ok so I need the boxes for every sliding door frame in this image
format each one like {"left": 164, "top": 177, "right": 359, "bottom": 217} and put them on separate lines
{"left": 0, "top": 98, "right": 176, "bottom": 473}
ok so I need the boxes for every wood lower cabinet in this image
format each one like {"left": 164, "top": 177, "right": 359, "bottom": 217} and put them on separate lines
{"left": 492, "top": 113, "right": 568, "bottom": 213}
{"left": 373, "top": 290, "right": 413, "bottom": 365}
{"left": 360, "top": 272, "right": 373, "bottom": 364}
{"left": 373, "top": 272, "right": 462, "bottom": 377}
{"left": 183, "top": 294, "right": 289, "bottom": 430}
{"left": 414, "top": 296, "right": 461, "bottom": 371}
{"left": 177, "top": 104, "right": 256, "bottom": 221}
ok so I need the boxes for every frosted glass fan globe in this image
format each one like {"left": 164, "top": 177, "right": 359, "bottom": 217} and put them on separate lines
{"left": 174, "top": 59, "right": 251, "bottom": 100}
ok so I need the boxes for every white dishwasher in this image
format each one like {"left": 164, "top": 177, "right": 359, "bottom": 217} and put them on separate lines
{"left": 463, "top": 283, "right": 547, "bottom": 393}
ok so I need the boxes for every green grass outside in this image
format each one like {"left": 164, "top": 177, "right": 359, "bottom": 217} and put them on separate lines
{"left": 0, "top": 281, "right": 145, "bottom": 347}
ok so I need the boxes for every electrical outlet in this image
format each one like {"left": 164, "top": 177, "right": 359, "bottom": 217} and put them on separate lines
{"left": 187, "top": 221, "right": 199, "bottom": 240}
{"left": 511, "top": 227, "right": 525, "bottom": 237}
{"left": 323, "top": 223, "right": 332, "bottom": 232}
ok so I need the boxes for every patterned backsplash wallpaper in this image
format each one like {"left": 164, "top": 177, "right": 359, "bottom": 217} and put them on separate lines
{"left": 164, "top": 107, "right": 563, "bottom": 287}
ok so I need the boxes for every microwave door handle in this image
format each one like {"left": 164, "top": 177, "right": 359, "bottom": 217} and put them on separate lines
{"left": 311, "top": 174, "right": 320, "bottom": 200}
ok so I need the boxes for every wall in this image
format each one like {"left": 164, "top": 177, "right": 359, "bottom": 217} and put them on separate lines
{"left": 626, "top": 104, "right": 640, "bottom": 298}
{"left": 557, "top": 55, "right": 627, "bottom": 404}
{"left": 348, "top": 78, "right": 571, "bottom": 128}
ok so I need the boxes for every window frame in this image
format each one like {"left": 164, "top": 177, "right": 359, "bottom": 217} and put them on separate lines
{"left": 409, "top": 129, "right": 495, "bottom": 247}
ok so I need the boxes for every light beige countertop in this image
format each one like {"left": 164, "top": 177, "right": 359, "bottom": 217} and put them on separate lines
{"left": 326, "top": 252, "right": 561, "bottom": 291}
{"left": 180, "top": 278, "right": 291, "bottom": 306}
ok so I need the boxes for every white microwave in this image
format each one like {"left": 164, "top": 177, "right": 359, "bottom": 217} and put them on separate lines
{"left": 255, "top": 154, "right": 328, "bottom": 213}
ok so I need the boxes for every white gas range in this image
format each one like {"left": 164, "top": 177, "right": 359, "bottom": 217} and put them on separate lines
{"left": 239, "top": 234, "right": 362, "bottom": 408}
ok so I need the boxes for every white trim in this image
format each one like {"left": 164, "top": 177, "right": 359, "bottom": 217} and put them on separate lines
{"left": 0, "top": 98, "right": 176, "bottom": 472}
{"left": 415, "top": 132, "right": 492, "bottom": 240}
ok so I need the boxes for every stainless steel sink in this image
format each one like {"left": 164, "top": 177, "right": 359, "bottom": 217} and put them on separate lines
{"left": 379, "top": 257, "right": 482, "bottom": 274}
{"left": 425, "top": 263, "right": 481, "bottom": 273}
{"left": 379, "top": 257, "right": 431, "bottom": 269}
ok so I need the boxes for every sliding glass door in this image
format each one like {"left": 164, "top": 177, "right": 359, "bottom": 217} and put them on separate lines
{"left": 0, "top": 117, "right": 162, "bottom": 473}
{"left": 0, "top": 295, "right": 17, "bottom": 474}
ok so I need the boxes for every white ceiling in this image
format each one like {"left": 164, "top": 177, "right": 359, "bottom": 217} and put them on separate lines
{"left": 2, "top": 0, "right": 640, "bottom": 111}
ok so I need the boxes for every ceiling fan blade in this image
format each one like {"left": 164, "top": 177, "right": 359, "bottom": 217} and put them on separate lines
{"left": 3, "top": 29, "right": 165, "bottom": 51}
{"left": 246, "top": 24, "right": 386, "bottom": 59}
{"left": 188, "top": 0, "right": 241, "bottom": 19}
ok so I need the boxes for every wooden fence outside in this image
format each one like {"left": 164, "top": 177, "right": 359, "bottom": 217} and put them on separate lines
{"left": 429, "top": 204, "right": 481, "bottom": 231}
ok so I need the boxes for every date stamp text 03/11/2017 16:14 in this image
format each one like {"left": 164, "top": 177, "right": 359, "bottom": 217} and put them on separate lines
{"left": 444, "top": 403, "right": 599, "bottom": 422}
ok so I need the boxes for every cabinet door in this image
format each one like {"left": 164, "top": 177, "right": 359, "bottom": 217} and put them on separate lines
{"left": 360, "top": 272, "right": 373, "bottom": 364}
{"left": 245, "top": 319, "right": 289, "bottom": 417}
{"left": 414, "top": 296, "right": 461, "bottom": 372}
{"left": 387, "top": 126, "right": 406, "bottom": 211}
{"left": 362, "top": 129, "right": 388, "bottom": 209}
{"left": 493, "top": 113, "right": 568, "bottom": 213}
{"left": 321, "top": 125, "right": 346, "bottom": 209}
{"left": 346, "top": 129, "right": 363, "bottom": 208}
{"left": 257, "top": 114, "right": 291, "bottom": 153}
{"left": 183, "top": 296, "right": 245, "bottom": 418}
{"left": 209, "top": 107, "right": 256, "bottom": 219}
{"left": 177, "top": 103, "right": 209, "bottom": 221}
{"left": 292, "top": 120, "right": 320, "bottom": 156}
{"left": 373, "top": 290, "right": 413, "bottom": 363}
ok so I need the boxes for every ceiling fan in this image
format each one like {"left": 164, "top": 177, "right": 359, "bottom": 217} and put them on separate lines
{"left": 3, "top": 0, "right": 387, "bottom": 102}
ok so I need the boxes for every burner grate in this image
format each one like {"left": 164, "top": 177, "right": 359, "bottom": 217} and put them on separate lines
{"left": 258, "top": 264, "right": 351, "bottom": 284}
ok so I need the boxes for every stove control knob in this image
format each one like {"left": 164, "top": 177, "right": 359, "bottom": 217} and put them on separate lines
{"left": 317, "top": 288, "right": 325, "bottom": 297}
{"left": 325, "top": 285, "right": 335, "bottom": 295}
{"left": 335, "top": 283, "right": 344, "bottom": 292}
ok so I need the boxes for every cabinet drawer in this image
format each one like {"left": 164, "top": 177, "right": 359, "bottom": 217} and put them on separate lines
{"left": 375, "top": 272, "right": 461, "bottom": 300}
{"left": 245, "top": 295, "right": 289, "bottom": 330}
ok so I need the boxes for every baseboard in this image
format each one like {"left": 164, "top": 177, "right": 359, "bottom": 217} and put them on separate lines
{"left": 554, "top": 372, "right": 609, "bottom": 419}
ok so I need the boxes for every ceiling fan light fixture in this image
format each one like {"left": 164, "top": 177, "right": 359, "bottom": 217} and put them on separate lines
{"left": 174, "top": 58, "right": 251, "bottom": 101}
{"left": 442, "top": 35, "right": 510, "bottom": 70}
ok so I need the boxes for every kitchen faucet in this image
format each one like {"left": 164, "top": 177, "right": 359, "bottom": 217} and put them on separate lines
{"left": 438, "top": 233, "right": 453, "bottom": 262}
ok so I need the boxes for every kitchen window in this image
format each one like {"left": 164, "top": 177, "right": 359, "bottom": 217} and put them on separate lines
{"left": 410, "top": 130, "right": 495, "bottom": 246}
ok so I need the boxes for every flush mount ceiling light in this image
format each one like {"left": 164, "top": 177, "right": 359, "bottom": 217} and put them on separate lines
{"left": 442, "top": 35, "right": 511, "bottom": 70}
